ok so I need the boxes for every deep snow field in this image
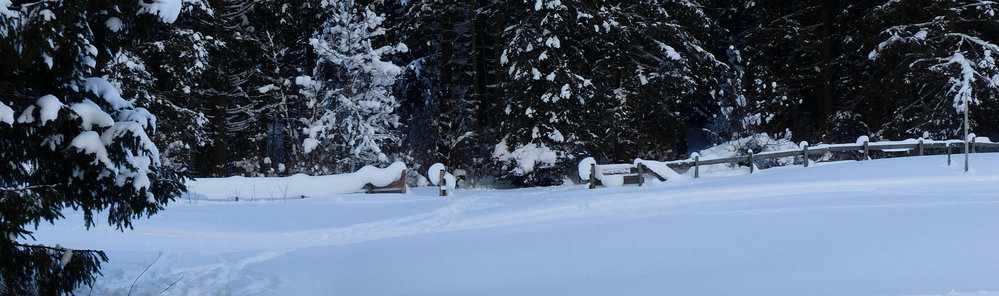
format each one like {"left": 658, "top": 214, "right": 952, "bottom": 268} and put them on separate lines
{"left": 28, "top": 154, "right": 999, "bottom": 295}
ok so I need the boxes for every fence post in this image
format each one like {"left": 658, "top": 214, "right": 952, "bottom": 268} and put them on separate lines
{"left": 637, "top": 163, "right": 645, "bottom": 187}
{"left": 589, "top": 163, "right": 597, "bottom": 189}
{"left": 748, "top": 149, "right": 754, "bottom": 174}
{"left": 918, "top": 139, "right": 924, "bottom": 156}
{"left": 947, "top": 142, "right": 952, "bottom": 166}
{"left": 693, "top": 155, "right": 699, "bottom": 179}
{"left": 802, "top": 144, "right": 809, "bottom": 168}
{"left": 400, "top": 170, "right": 408, "bottom": 194}
{"left": 439, "top": 169, "right": 447, "bottom": 197}
{"left": 863, "top": 140, "right": 869, "bottom": 160}
{"left": 972, "top": 136, "right": 977, "bottom": 153}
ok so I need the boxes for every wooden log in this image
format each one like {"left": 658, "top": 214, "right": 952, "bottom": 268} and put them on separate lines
{"left": 693, "top": 155, "right": 699, "bottom": 179}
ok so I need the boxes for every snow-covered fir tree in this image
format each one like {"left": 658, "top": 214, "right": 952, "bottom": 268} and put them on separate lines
{"left": 396, "top": 0, "right": 487, "bottom": 180}
{"left": 0, "top": 0, "right": 185, "bottom": 293}
{"left": 591, "top": 0, "right": 724, "bottom": 161}
{"left": 864, "top": 0, "right": 999, "bottom": 139}
{"left": 489, "top": 0, "right": 598, "bottom": 186}
{"left": 302, "top": 0, "right": 408, "bottom": 173}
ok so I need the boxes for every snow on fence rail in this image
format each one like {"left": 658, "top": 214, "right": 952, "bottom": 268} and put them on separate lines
{"left": 185, "top": 162, "right": 408, "bottom": 200}
{"left": 583, "top": 136, "right": 998, "bottom": 187}
{"left": 677, "top": 136, "right": 996, "bottom": 178}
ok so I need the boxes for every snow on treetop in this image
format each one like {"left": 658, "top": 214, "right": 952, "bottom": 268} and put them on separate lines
{"left": 493, "top": 137, "right": 558, "bottom": 175}
{"left": 70, "top": 99, "right": 114, "bottom": 130}
{"left": 0, "top": 101, "right": 13, "bottom": 125}
{"left": 84, "top": 77, "right": 132, "bottom": 110}
{"left": 36, "top": 95, "right": 64, "bottom": 124}
{"left": 69, "top": 131, "right": 115, "bottom": 170}
{"left": 138, "top": 0, "right": 184, "bottom": 24}
{"left": 0, "top": 0, "right": 18, "bottom": 20}
{"left": 117, "top": 107, "right": 157, "bottom": 132}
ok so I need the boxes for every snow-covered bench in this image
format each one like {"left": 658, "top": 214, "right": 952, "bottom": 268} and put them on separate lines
{"left": 365, "top": 169, "right": 407, "bottom": 194}
{"left": 578, "top": 158, "right": 666, "bottom": 189}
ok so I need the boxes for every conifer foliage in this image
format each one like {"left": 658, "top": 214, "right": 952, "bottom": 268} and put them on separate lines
{"left": 4, "top": 1, "right": 999, "bottom": 290}
{"left": 0, "top": 1, "right": 184, "bottom": 294}
{"left": 302, "top": 0, "right": 407, "bottom": 173}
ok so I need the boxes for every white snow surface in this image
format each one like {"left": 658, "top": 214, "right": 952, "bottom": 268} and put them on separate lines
{"left": 138, "top": 0, "right": 183, "bottom": 23}
{"left": 36, "top": 94, "right": 64, "bottom": 123}
{"left": 427, "top": 163, "right": 446, "bottom": 185}
{"left": 29, "top": 154, "right": 999, "bottom": 295}
{"left": 69, "top": 99, "right": 114, "bottom": 130}
{"left": 186, "top": 162, "right": 407, "bottom": 199}
{"left": 0, "top": 101, "right": 13, "bottom": 125}
{"left": 84, "top": 77, "right": 132, "bottom": 110}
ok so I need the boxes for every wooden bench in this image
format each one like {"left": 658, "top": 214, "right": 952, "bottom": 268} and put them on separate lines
{"left": 365, "top": 169, "right": 407, "bottom": 194}
{"left": 586, "top": 163, "right": 665, "bottom": 189}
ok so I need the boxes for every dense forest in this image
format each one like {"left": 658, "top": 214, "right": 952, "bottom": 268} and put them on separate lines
{"left": 2, "top": 0, "right": 999, "bottom": 293}
{"left": 3, "top": 0, "right": 999, "bottom": 187}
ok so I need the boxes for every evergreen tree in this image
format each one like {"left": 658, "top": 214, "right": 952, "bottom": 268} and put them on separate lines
{"left": 396, "top": 0, "right": 486, "bottom": 179}
{"left": 489, "top": 0, "right": 598, "bottom": 186}
{"left": 302, "top": 0, "right": 408, "bottom": 173}
{"left": 591, "top": 0, "right": 724, "bottom": 161}
{"left": 0, "top": 0, "right": 185, "bottom": 294}
{"left": 862, "top": 0, "right": 999, "bottom": 139}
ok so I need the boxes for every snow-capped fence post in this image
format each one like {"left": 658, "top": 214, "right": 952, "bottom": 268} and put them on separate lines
{"left": 748, "top": 149, "right": 754, "bottom": 174}
{"left": 947, "top": 142, "right": 953, "bottom": 166}
{"left": 802, "top": 144, "right": 809, "bottom": 168}
{"left": 636, "top": 162, "right": 645, "bottom": 186}
{"left": 589, "top": 164, "right": 597, "bottom": 189}
{"left": 918, "top": 139, "right": 924, "bottom": 156}
{"left": 693, "top": 154, "right": 700, "bottom": 179}
{"left": 863, "top": 140, "right": 869, "bottom": 160}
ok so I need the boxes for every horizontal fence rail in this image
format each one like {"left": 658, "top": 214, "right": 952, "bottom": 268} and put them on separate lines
{"left": 587, "top": 137, "right": 997, "bottom": 181}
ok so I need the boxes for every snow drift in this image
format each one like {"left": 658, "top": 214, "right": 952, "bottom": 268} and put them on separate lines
{"left": 186, "top": 162, "right": 407, "bottom": 199}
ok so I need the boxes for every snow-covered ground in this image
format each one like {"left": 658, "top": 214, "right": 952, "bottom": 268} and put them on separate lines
{"left": 29, "top": 154, "right": 999, "bottom": 295}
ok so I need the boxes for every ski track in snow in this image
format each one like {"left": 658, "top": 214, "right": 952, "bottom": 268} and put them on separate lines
{"left": 27, "top": 154, "right": 999, "bottom": 295}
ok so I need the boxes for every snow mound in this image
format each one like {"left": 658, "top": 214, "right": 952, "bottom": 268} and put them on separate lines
{"left": 187, "top": 162, "right": 408, "bottom": 199}
{"left": 635, "top": 159, "right": 687, "bottom": 181}
{"left": 427, "top": 163, "right": 456, "bottom": 190}
{"left": 428, "top": 163, "right": 446, "bottom": 185}
{"left": 577, "top": 157, "right": 596, "bottom": 180}
{"left": 493, "top": 138, "right": 558, "bottom": 175}
{"left": 600, "top": 174, "right": 624, "bottom": 187}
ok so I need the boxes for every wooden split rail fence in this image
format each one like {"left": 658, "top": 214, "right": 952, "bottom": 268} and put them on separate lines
{"left": 682, "top": 138, "right": 998, "bottom": 178}
{"left": 587, "top": 137, "right": 998, "bottom": 188}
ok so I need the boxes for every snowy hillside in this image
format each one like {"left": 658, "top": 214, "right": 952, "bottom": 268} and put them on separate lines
{"left": 30, "top": 154, "right": 999, "bottom": 295}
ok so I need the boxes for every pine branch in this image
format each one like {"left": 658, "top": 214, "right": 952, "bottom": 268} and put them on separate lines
{"left": 11, "top": 242, "right": 103, "bottom": 254}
